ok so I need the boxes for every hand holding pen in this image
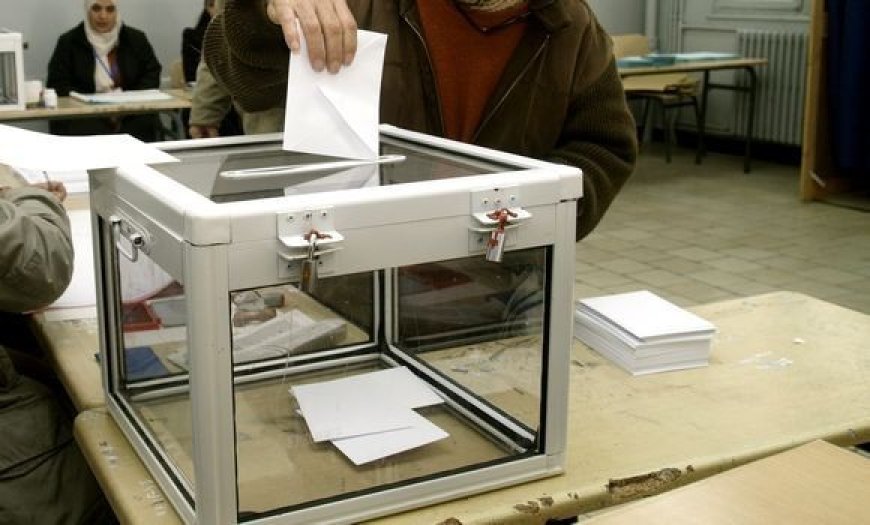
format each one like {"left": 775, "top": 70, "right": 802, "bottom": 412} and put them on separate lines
{"left": 33, "top": 172, "right": 68, "bottom": 202}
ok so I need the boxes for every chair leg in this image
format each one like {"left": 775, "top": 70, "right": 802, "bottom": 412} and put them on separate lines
{"left": 691, "top": 96, "right": 702, "bottom": 164}
{"left": 664, "top": 103, "right": 675, "bottom": 163}
{"left": 638, "top": 98, "right": 652, "bottom": 149}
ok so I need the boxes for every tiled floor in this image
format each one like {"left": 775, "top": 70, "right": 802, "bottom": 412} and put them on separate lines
{"left": 574, "top": 144, "right": 870, "bottom": 315}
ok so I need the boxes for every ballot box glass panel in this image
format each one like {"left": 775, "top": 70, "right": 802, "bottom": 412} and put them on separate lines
{"left": 94, "top": 129, "right": 579, "bottom": 524}
{"left": 230, "top": 259, "right": 543, "bottom": 517}
{"left": 395, "top": 248, "right": 547, "bottom": 430}
{"left": 109, "top": 237, "right": 196, "bottom": 491}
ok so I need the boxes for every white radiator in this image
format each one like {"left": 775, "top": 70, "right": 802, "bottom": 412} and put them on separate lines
{"left": 736, "top": 29, "right": 809, "bottom": 146}
{"left": 658, "top": 0, "right": 683, "bottom": 53}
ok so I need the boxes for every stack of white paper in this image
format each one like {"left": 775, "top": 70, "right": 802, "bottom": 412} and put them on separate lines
{"left": 70, "top": 89, "right": 172, "bottom": 104}
{"left": 290, "top": 367, "right": 448, "bottom": 465}
{"left": 573, "top": 290, "right": 716, "bottom": 375}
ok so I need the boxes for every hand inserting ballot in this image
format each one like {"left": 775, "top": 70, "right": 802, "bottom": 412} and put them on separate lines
{"left": 266, "top": 0, "right": 358, "bottom": 73}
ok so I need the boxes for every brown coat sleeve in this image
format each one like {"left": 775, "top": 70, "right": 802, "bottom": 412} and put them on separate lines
{"left": 547, "top": 10, "right": 637, "bottom": 240}
{"left": 0, "top": 188, "right": 73, "bottom": 313}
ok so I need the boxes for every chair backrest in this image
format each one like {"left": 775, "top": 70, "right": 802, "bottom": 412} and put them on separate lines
{"left": 611, "top": 34, "right": 651, "bottom": 59}
{"left": 169, "top": 59, "right": 185, "bottom": 89}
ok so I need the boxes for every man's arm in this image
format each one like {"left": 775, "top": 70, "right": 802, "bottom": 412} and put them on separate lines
{"left": 189, "top": 60, "right": 233, "bottom": 138}
{"left": 204, "top": 0, "right": 357, "bottom": 113}
{"left": 266, "top": 0, "right": 357, "bottom": 73}
{"left": 547, "top": 18, "right": 638, "bottom": 240}
{"left": 0, "top": 187, "right": 73, "bottom": 313}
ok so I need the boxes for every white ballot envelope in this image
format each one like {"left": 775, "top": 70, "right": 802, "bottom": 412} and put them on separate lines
{"left": 283, "top": 29, "right": 388, "bottom": 160}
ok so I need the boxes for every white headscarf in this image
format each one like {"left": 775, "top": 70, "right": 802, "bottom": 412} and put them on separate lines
{"left": 84, "top": 0, "right": 122, "bottom": 92}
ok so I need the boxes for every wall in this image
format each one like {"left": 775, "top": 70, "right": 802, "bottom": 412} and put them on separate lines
{"left": 587, "top": 0, "right": 647, "bottom": 35}
{"left": 0, "top": 0, "right": 202, "bottom": 85}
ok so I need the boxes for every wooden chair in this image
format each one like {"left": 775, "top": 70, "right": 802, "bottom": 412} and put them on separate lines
{"left": 159, "top": 59, "right": 187, "bottom": 140}
{"left": 169, "top": 59, "right": 186, "bottom": 89}
{"left": 612, "top": 34, "right": 702, "bottom": 162}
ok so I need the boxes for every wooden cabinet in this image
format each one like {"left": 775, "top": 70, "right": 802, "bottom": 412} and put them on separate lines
{"left": 800, "top": 0, "right": 862, "bottom": 200}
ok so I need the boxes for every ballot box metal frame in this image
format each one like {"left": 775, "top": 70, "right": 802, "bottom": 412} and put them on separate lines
{"left": 0, "top": 32, "right": 26, "bottom": 111}
{"left": 89, "top": 125, "right": 582, "bottom": 524}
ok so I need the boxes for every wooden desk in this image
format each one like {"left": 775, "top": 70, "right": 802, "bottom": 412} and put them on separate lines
{"left": 583, "top": 440, "right": 870, "bottom": 525}
{"left": 68, "top": 292, "right": 870, "bottom": 524}
{"left": 35, "top": 314, "right": 103, "bottom": 411}
{"left": 0, "top": 89, "right": 192, "bottom": 140}
{"left": 619, "top": 58, "right": 768, "bottom": 174}
{"left": 0, "top": 89, "right": 191, "bottom": 123}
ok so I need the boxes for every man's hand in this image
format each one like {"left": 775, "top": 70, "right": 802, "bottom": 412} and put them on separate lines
{"left": 266, "top": 0, "right": 358, "bottom": 73}
{"left": 33, "top": 181, "right": 68, "bottom": 203}
{"left": 189, "top": 125, "right": 220, "bottom": 139}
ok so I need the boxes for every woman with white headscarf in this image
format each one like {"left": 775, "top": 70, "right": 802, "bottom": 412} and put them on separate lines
{"left": 47, "top": 0, "right": 162, "bottom": 142}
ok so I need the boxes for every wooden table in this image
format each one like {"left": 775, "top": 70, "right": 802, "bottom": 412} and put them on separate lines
{"left": 583, "top": 440, "right": 870, "bottom": 525}
{"left": 0, "top": 89, "right": 191, "bottom": 122}
{"left": 619, "top": 58, "right": 768, "bottom": 173}
{"left": 0, "top": 89, "right": 192, "bottom": 140}
{"left": 64, "top": 291, "right": 870, "bottom": 524}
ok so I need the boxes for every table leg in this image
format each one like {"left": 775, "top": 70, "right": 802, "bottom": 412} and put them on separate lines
{"left": 743, "top": 67, "right": 758, "bottom": 174}
{"left": 695, "top": 70, "right": 711, "bottom": 165}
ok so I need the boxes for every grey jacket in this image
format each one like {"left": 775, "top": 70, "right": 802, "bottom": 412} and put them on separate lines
{"left": 0, "top": 187, "right": 106, "bottom": 524}
{"left": 0, "top": 186, "right": 73, "bottom": 313}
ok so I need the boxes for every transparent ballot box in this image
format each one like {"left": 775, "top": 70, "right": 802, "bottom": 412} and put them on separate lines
{"left": 0, "top": 32, "right": 25, "bottom": 111}
{"left": 90, "top": 126, "right": 582, "bottom": 524}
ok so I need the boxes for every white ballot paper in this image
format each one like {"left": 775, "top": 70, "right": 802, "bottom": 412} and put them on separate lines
{"left": 50, "top": 210, "right": 97, "bottom": 310}
{"left": 14, "top": 167, "right": 90, "bottom": 195}
{"left": 332, "top": 411, "right": 449, "bottom": 465}
{"left": 283, "top": 29, "right": 387, "bottom": 160}
{"left": 0, "top": 124, "right": 177, "bottom": 171}
{"left": 291, "top": 367, "right": 443, "bottom": 443}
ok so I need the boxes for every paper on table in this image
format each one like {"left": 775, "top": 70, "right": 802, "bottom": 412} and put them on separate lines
{"left": 578, "top": 290, "right": 715, "bottom": 341}
{"left": 51, "top": 210, "right": 97, "bottom": 310}
{"left": 291, "top": 367, "right": 443, "bottom": 442}
{"left": 70, "top": 89, "right": 173, "bottom": 104}
{"left": 14, "top": 167, "right": 90, "bottom": 195}
{"left": 283, "top": 28, "right": 387, "bottom": 160}
{"left": 0, "top": 124, "right": 178, "bottom": 171}
{"left": 332, "top": 411, "right": 449, "bottom": 465}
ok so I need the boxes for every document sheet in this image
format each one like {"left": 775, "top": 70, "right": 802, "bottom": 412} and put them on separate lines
{"left": 0, "top": 124, "right": 177, "bottom": 171}
{"left": 290, "top": 367, "right": 448, "bottom": 464}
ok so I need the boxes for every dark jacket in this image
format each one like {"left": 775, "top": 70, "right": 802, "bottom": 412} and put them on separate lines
{"left": 205, "top": 0, "right": 637, "bottom": 239}
{"left": 47, "top": 22, "right": 161, "bottom": 96}
{"left": 46, "top": 22, "right": 162, "bottom": 142}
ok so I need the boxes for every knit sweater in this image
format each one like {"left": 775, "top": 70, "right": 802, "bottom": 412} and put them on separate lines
{"left": 418, "top": 1, "right": 529, "bottom": 142}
